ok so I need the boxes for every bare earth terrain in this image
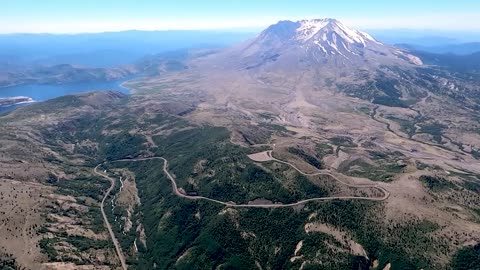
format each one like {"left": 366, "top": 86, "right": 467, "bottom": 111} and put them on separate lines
{"left": 0, "top": 19, "right": 480, "bottom": 269}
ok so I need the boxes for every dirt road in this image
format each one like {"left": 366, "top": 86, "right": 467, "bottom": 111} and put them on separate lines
{"left": 95, "top": 155, "right": 389, "bottom": 211}
{"left": 92, "top": 155, "right": 389, "bottom": 266}
{"left": 93, "top": 165, "right": 128, "bottom": 270}
{"left": 263, "top": 150, "right": 389, "bottom": 192}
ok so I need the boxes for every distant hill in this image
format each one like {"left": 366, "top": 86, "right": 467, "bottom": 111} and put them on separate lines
{"left": 367, "top": 29, "right": 480, "bottom": 46}
{"left": 0, "top": 30, "right": 254, "bottom": 67}
{"left": 397, "top": 42, "right": 480, "bottom": 55}
{"left": 414, "top": 50, "right": 480, "bottom": 73}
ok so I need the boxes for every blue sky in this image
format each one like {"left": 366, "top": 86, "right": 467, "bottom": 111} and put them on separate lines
{"left": 1, "top": 0, "right": 480, "bottom": 33}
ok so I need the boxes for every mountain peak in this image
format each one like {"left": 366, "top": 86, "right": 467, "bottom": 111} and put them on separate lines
{"left": 238, "top": 18, "right": 422, "bottom": 68}
{"left": 295, "top": 18, "right": 379, "bottom": 46}
{"left": 256, "top": 18, "right": 383, "bottom": 57}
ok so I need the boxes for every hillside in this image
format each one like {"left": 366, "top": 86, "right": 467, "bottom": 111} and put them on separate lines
{"left": 0, "top": 18, "right": 479, "bottom": 270}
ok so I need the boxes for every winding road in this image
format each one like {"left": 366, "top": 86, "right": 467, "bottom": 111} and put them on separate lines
{"left": 264, "top": 150, "right": 389, "bottom": 194}
{"left": 93, "top": 164, "right": 128, "bottom": 270}
{"left": 96, "top": 155, "right": 389, "bottom": 208}
{"left": 93, "top": 153, "right": 389, "bottom": 267}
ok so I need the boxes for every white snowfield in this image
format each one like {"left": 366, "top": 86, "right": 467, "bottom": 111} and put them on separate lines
{"left": 294, "top": 18, "right": 383, "bottom": 56}
{"left": 296, "top": 19, "right": 330, "bottom": 41}
{"left": 253, "top": 18, "right": 422, "bottom": 65}
{"left": 296, "top": 18, "right": 380, "bottom": 45}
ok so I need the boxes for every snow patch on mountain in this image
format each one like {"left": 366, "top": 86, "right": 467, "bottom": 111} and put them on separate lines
{"left": 296, "top": 19, "right": 329, "bottom": 41}
{"left": 313, "top": 40, "right": 327, "bottom": 54}
{"left": 295, "top": 18, "right": 381, "bottom": 47}
{"left": 242, "top": 17, "right": 422, "bottom": 66}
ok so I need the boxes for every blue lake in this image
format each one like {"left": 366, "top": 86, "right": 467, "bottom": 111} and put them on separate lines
{"left": 0, "top": 78, "right": 132, "bottom": 101}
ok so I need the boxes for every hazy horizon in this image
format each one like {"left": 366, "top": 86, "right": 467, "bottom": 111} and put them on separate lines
{"left": 2, "top": 0, "right": 480, "bottom": 34}
{"left": 2, "top": 27, "right": 480, "bottom": 45}
{"left": 2, "top": 26, "right": 480, "bottom": 36}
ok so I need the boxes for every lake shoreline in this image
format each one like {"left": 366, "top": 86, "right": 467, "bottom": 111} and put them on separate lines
{"left": 0, "top": 76, "right": 137, "bottom": 101}
{"left": 0, "top": 96, "right": 36, "bottom": 107}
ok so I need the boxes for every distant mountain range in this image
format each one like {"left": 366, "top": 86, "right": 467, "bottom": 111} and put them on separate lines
{"left": 0, "top": 63, "right": 137, "bottom": 88}
{"left": 397, "top": 42, "right": 480, "bottom": 55}
{"left": 413, "top": 50, "right": 480, "bottom": 73}
{"left": 394, "top": 42, "right": 480, "bottom": 73}
{"left": 367, "top": 29, "right": 480, "bottom": 46}
{"left": 2, "top": 28, "right": 479, "bottom": 70}
{"left": 0, "top": 30, "right": 255, "bottom": 67}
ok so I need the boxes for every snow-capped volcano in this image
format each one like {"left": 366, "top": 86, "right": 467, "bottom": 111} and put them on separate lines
{"left": 295, "top": 18, "right": 378, "bottom": 45}
{"left": 294, "top": 18, "right": 382, "bottom": 55}
{"left": 239, "top": 18, "right": 422, "bottom": 66}
{"left": 198, "top": 17, "right": 454, "bottom": 112}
